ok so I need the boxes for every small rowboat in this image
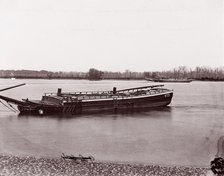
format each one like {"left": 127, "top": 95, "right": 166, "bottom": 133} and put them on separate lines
{"left": 61, "top": 153, "right": 95, "bottom": 162}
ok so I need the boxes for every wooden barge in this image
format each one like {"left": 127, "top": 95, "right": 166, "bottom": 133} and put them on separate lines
{"left": 145, "top": 78, "right": 192, "bottom": 83}
{"left": 0, "top": 84, "right": 173, "bottom": 115}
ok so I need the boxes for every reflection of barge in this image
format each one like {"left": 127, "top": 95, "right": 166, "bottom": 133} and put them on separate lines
{"left": 0, "top": 84, "right": 173, "bottom": 115}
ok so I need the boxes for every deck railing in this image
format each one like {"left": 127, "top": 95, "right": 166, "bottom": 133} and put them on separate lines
{"left": 44, "top": 88, "right": 172, "bottom": 101}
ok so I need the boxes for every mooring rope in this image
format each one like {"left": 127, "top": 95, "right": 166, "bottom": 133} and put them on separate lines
{"left": 8, "top": 102, "right": 19, "bottom": 112}
{"left": 0, "top": 100, "right": 17, "bottom": 113}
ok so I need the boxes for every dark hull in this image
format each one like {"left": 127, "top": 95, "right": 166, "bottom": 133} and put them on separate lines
{"left": 18, "top": 92, "right": 173, "bottom": 115}
{"left": 154, "top": 80, "right": 192, "bottom": 83}
{"left": 17, "top": 105, "right": 63, "bottom": 115}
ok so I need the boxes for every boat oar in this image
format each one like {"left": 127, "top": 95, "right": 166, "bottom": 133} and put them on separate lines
{"left": 0, "top": 83, "right": 26, "bottom": 92}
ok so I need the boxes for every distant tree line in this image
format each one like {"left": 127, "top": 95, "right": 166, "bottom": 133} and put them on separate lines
{"left": 1, "top": 66, "right": 224, "bottom": 81}
{"left": 143, "top": 66, "right": 224, "bottom": 81}
{"left": 0, "top": 70, "right": 87, "bottom": 79}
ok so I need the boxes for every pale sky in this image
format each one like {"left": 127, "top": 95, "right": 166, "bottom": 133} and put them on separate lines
{"left": 0, "top": 0, "right": 223, "bottom": 72}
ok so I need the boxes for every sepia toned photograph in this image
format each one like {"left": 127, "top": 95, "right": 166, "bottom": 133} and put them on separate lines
{"left": 0, "top": 0, "right": 223, "bottom": 175}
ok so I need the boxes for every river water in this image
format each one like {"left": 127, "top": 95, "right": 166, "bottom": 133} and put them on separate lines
{"left": 0, "top": 79, "right": 223, "bottom": 167}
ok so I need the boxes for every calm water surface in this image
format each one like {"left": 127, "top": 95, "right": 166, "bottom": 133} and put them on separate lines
{"left": 0, "top": 79, "right": 224, "bottom": 167}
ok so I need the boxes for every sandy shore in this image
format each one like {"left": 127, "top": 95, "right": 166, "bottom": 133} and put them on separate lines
{"left": 0, "top": 155, "right": 208, "bottom": 176}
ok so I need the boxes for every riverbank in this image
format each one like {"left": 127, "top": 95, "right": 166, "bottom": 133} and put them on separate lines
{"left": 0, "top": 155, "right": 208, "bottom": 176}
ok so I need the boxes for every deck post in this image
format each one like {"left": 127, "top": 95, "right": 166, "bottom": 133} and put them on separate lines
{"left": 57, "top": 88, "right": 62, "bottom": 96}
{"left": 113, "top": 87, "right": 117, "bottom": 94}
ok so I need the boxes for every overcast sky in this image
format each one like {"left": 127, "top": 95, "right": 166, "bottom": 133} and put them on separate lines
{"left": 0, "top": 0, "right": 223, "bottom": 72}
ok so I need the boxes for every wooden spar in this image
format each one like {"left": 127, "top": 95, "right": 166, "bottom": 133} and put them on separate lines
{"left": 0, "top": 94, "right": 26, "bottom": 105}
{"left": 116, "top": 85, "right": 164, "bottom": 93}
{"left": 0, "top": 83, "right": 26, "bottom": 92}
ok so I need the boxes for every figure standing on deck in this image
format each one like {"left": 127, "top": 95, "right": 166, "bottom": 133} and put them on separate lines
{"left": 206, "top": 136, "right": 224, "bottom": 176}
